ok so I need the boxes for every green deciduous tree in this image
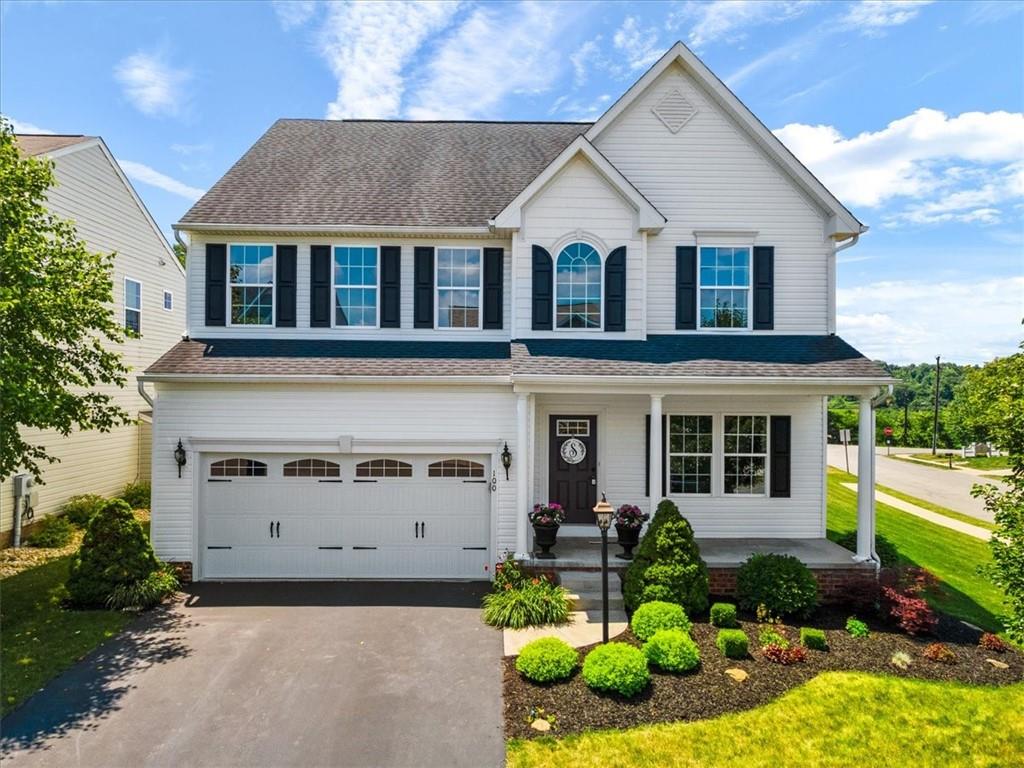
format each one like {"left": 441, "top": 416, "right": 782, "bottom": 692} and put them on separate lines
{"left": 0, "top": 117, "right": 130, "bottom": 480}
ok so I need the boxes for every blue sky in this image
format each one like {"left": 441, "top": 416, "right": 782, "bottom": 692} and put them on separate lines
{"left": 3, "top": 0, "right": 1022, "bottom": 364}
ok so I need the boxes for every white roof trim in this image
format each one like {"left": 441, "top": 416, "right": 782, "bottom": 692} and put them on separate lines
{"left": 585, "top": 42, "right": 864, "bottom": 238}
{"left": 490, "top": 136, "right": 666, "bottom": 232}
{"left": 176, "top": 222, "right": 495, "bottom": 238}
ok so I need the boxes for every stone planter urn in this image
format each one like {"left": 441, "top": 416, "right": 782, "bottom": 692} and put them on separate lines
{"left": 615, "top": 523, "right": 641, "bottom": 560}
{"left": 532, "top": 524, "right": 559, "bottom": 559}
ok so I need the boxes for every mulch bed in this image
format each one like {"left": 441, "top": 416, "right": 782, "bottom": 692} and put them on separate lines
{"left": 503, "top": 605, "right": 1024, "bottom": 739}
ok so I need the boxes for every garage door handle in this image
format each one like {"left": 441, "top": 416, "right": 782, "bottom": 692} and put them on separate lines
{"left": 463, "top": 480, "right": 487, "bottom": 484}
{"left": 276, "top": 521, "right": 280, "bottom": 539}
{"left": 421, "top": 521, "right": 425, "bottom": 539}
{"left": 415, "top": 521, "right": 420, "bottom": 538}
{"left": 352, "top": 546, "right": 377, "bottom": 550}
{"left": 207, "top": 546, "right": 232, "bottom": 550}
{"left": 318, "top": 546, "right": 344, "bottom": 550}
{"left": 318, "top": 479, "right": 343, "bottom": 483}
{"left": 269, "top": 521, "right": 274, "bottom": 538}
{"left": 462, "top": 547, "right": 486, "bottom": 551}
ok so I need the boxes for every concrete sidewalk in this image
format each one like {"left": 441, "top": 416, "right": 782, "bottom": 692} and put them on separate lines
{"left": 842, "top": 482, "right": 991, "bottom": 541}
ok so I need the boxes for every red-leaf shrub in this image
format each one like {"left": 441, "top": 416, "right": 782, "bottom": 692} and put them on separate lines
{"left": 761, "top": 643, "right": 807, "bottom": 665}
{"left": 979, "top": 633, "right": 1012, "bottom": 653}
{"left": 922, "top": 642, "right": 957, "bottom": 664}
{"left": 881, "top": 586, "right": 938, "bottom": 636}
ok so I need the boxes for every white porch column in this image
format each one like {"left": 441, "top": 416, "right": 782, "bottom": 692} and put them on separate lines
{"left": 649, "top": 394, "right": 664, "bottom": 506}
{"left": 515, "top": 393, "right": 531, "bottom": 559}
{"left": 856, "top": 394, "right": 875, "bottom": 561}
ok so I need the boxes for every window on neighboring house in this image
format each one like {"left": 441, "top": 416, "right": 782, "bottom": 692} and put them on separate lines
{"left": 355, "top": 459, "right": 412, "bottom": 478}
{"left": 163, "top": 290, "right": 173, "bottom": 311}
{"left": 229, "top": 244, "right": 274, "bottom": 325}
{"left": 723, "top": 415, "right": 767, "bottom": 495}
{"left": 334, "top": 246, "right": 378, "bottom": 327}
{"left": 124, "top": 278, "right": 141, "bottom": 334}
{"left": 210, "top": 458, "right": 267, "bottom": 477}
{"left": 437, "top": 247, "right": 481, "bottom": 328}
{"left": 668, "top": 415, "right": 713, "bottom": 494}
{"left": 283, "top": 458, "right": 341, "bottom": 478}
{"left": 699, "top": 246, "right": 750, "bottom": 329}
{"left": 555, "top": 242, "right": 601, "bottom": 329}
{"left": 427, "top": 459, "right": 485, "bottom": 478}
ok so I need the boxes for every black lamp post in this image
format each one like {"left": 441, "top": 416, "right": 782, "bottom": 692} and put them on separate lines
{"left": 593, "top": 493, "right": 614, "bottom": 643}
{"left": 173, "top": 439, "right": 187, "bottom": 478}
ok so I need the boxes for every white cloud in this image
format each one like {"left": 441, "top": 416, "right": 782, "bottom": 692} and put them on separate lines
{"left": 7, "top": 117, "right": 55, "bottom": 134}
{"left": 272, "top": 0, "right": 317, "bottom": 29}
{"left": 773, "top": 109, "right": 1024, "bottom": 225}
{"left": 671, "top": 0, "right": 813, "bottom": 50}
{"left": 406, "top": 1, "right": 571, "bottom": 120}
{"left": 319, "top": 0, "right": 460, "bottom": 119}
{"left": 612, "top": 17, "right": 662, "bottom": 73}
{"left": 837, "top": 277, "right": 1024, "bottom": 363}
{"left": 114, "top": 52, "right": 191, "bottom": 118}
{"left": 841, "top": 0, "right": 933, "bottom": 36}
{"left": 117, "top": 159, "right": 205, "bottom": 201}
{"left": 170, "top": 142, "right": 212, "bottom": 156}
{"left": 570, "top": 37, "right": 601, "bottom": 86}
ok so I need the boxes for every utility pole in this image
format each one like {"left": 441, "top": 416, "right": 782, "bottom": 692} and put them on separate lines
{"left": 932, "top": 355, "right": 941, "bottom": 455}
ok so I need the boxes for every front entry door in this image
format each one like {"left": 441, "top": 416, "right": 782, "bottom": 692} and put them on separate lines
{"left": 549, "top": 415, "right": 598, "bottom": 524}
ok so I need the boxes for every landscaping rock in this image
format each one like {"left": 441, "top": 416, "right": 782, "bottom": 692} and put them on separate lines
{"left": 985, "top": 658, "right": 1010, "bottom": 670}
{"left": 725, "top": 668, "right": 748, "bottom": 682}
{"left": 530, "top": 718, "right": 551, "bottom": 732}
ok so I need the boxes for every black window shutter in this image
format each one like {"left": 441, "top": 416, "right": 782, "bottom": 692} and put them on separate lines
{"left": 482, "top": 247, "right": 504, "bottom": 329}
{"left": 380, "top": 246, "right": 401, "bottom": 328}
{"left": 753, "top": 246, "right": 775, "bottom": 330}
{"left": 532, "top": 245, "right": 553, "bottom": 330}
{"left": 310, "top": 245, "right": 332, "bottom": 328}
{"left": 413, "top": 246, "right": 434, "bottom": 328}
{"left": 275, "top": 245, "right": 297, "bottom": 327}
{"left": 644, "top": 414, "right": 668, "bottom": 498}
{"left": 770, "top": 415, "right": 791, "bottom": 498}
{"left": 604, "top": 246, "right": 627, "bottom": 332}
{"left": 675, "top": 246, "right": 697, "bottom": 330}
{"left": 205, "top": 243, "right": 226, "bottom": 326}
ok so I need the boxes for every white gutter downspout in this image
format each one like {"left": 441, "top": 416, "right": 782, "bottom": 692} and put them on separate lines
{"left": 828, "top": 230, "right": 863, "bottom": 335}
{"left": 138, "top": 379, "right": 154, "bottom": 408}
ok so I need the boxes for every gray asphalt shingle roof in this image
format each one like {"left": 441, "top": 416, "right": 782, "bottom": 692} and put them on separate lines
{"left": 177, "top": 120, "right": 590, "bottom": 229}
{"left": 15, "top": 134, "right": 92, "bottom": 156}
{"left": 146, "top": 336, "right": 888, "bottom": 381}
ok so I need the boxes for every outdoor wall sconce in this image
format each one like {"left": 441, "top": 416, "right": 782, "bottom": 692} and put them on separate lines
{"left": 501, "top": 442, "right": 512, "bottom": 480}
{"left": 173, "top": 439, "right": 187, "bottom": 478}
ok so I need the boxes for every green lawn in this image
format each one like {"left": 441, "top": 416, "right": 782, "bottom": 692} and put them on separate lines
{"left": 909, "top": 453, "right": 1012, "bottom": 471}
{"left": 826, "top": 468, "right": 1006, "bottom": 632}
{"left": 874, "top": 481, "right": 996, "bottom": 532}
{"left": 507, "top": 672, "right": 1024, "bottom": 768}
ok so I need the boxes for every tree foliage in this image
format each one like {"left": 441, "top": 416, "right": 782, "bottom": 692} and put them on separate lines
{"left": 0, "top": 117, "right": 130, "bottom": 480}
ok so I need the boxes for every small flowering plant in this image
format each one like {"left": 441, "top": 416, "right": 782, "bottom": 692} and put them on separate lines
{"left": 529, "top": 502, "right": 565, "bottom": 526}
{"left": 614, "top": 504, "right": 649, "bottom": 529}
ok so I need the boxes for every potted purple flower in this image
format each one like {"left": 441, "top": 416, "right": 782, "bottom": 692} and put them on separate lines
{"left": 529, "top": 502, "right": 565, "bottom": 559}
{"left": 613, "top": 504, "right": 649, "bottom": 560}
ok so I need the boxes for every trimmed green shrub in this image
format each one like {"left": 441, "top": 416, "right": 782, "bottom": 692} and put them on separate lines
{"left": 710, "top": 602, "right": 738, "bottom": 628}
{"left": 716, "top": 629, "right": 749, "bottom": 659}
{"left": 623, "top": 500, "right": 709, "bottom": 615}
{"left": 758, "top": 626, "right": 789, "bottom": 649}
{"left": 515, "top": 637, "right": 578, "bottom": 683}
{"left": 800, "top": 627, "right": 829, "bottom": 651}
{"left": 630, "top": 600, "right": 691, "bottom": 641}
{"left": 106, "top": 568, "right": 178, "bottom": 610}
{"left": 846, "top": 616, "right": 870, "bottom": 638}
{"left": 482, "top": 559, "right": 572, "bottom": 629}
{"left": 736, "top": 553, "right": 819, "bottom": 619}
{"left": 582, "top": 643, "right": 650, "bottom": 697}
{"left": 61, "top": 494, "right": 107, "bottom": 528}
{"left": 118, "top": 481, "right": 151, "bottom": 510}
{"left": 643, "top": 628, "right": 700, "bottom": 673}
{"left": 26, "top": 515, "right": 74, "bottom": 548}
{"left": 834, "top": 531, "right": 900, "bottom": 568}
{"left": 66, "top": 499, "right": 161, "bottom": 607}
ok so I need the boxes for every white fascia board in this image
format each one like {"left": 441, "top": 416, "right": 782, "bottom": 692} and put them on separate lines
{"left": 585, "top": 42, "right": 864, "bottom": 237}
{"left": 175, "top": 222, "right": 494, "bottom": 238}
{"left": 139, "top": 373, "right": 512, "bottom": 386}
{"left": 490, "top": 136, "right": 666, "bottom": 232}
{"left": 512, "top": 374, "right": 892, "bottom": 395}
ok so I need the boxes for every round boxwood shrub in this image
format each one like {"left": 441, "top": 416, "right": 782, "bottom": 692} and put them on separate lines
{"left": 643, "top": 628, "right": 700, "bottom": 673}
{"left": 710, "top": 602, "right": 738, "bottom": 628}
{"left": 630, "top": 600, "right": 691, "bottom": 641}
{"left": 736, "top": 553, "right": 819, "bottom": 619}
{"left": 60, "top": 494, "right": 107, "bottom": 528}
{"left": 715, "top": 628, "right": 749, "bottom": 659}
{"left": 26, "top": 515, "right": 74, "bottom": 548}
{"left": 623, "top": 500, "right": 709, "bottom": 615}
{"left": 834, "top": 531, "right": 899, "bottom": 568}
{"left": 66, "top": 499, "right": 161, "bottom": 608}
{"left": 582, "top": 643, "right": 650, "bottom": 698}
{"left": 515, "top": 637, "right": 578, "bottom": 684}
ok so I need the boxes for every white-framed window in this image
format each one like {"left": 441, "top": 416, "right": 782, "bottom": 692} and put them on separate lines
{"left": 436, "top": 247, "right": 482, "bottom": 329}
{"left": 334, "top": 246, "right": 378, "bottom": 327}
{"left": 210, "top": 458, "right": 267, "bottom": 477}
{"left": 124, "top": 277, "right": 141, "bottom": 335}
{"left": 555, "top": 242, "right": 602, "bottom": 329}
{"left": 723, "top": 415, "right": 768, "bottom": 495}
{"left": 283, "top": 458, "right": 341, "bottom": 478}
{"left": 699, "top": 246, "right": 751, "bottom": 330}
{"left": 427, "top": 459, "right": 484, "bottom": 478}
{"left": 163, "top": 290, "right": 173, "bottom": 311}
{"left": 356, "top": 458, "right": 412, "bottom": 478}
{"left": 556, "top": 419, "right": 591, "bottom": 437}
{"left": 668, "top": 415, "right": 713, "bottom": 495}
{"left": 228, "top": 244, "right": 274, "bottom": 326}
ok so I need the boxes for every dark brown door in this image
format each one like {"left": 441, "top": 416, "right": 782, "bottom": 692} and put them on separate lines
{"left": 549, "top": 415, "right": 597, "bottom": 524}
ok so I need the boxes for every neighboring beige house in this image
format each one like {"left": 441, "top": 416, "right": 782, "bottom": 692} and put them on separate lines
{"left": 1, "top": 134, "right": 186, "bottom": 544}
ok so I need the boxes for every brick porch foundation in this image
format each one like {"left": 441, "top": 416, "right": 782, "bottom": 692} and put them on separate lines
{"left": 707, "top": 566, "right": 876, "bottom": 604}
{"left": 171, "top": 561, "right": 193, "bottom": 583}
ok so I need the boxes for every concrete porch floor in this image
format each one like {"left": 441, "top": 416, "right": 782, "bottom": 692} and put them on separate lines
{"left": 524, "top": 537, "right": 870, "bottom": 571}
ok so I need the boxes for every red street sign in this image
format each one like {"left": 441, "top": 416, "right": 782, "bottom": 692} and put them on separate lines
{"left": 883, "top": 426, "right": 893, "bottom": 436}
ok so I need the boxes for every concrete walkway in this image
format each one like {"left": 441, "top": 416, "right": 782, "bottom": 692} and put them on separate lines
{"left": 503, "top": 609, "right": 628, "bottom": 655}
{"left": 828, "top": 444, "right": 997, "bottom": 523}
{"left": 841, "top": 482, "right": 992, "bottom": 541}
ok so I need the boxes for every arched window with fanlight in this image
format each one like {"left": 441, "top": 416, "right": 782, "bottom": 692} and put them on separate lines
{"left": 283, "top": 458, "right": 341, "bottom": 478}
{"left": 427, "top": 459, "right": 485, "bottom": 478}
{"left": 555, "top": 242, "right": 601, "bottom": 329}
{"left": 355, "top": 458, "right": 412, "bottom": 478}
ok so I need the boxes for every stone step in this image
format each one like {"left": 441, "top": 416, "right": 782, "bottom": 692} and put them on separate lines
{"left": 566, "top": 590, "right": 625, "bottom": 612}
{"left": 558, "top": 571, "right": 608, "bottom": 589}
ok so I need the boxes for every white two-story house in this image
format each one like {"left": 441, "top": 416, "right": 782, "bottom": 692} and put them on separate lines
{"left": 146, "top": 43, "right": 890, "bottom": 584}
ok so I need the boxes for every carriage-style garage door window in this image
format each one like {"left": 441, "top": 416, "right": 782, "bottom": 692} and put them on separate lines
{"left": 437, "top": 247, "right": 481, "bottom": 328}
{"left": 556, "top": 242, "right": 601, "bottom": 329}
{"left": 428, "top": 459, "right": 484, "bottom": 478}
{"left": 210, "top": 458, "right": 268, "bottom": 477}
{"left": 356, "top": 459, "right": 413, "bottom": 478}
{"left": 723, "top": 415, "right": 767, "bottom": 494}
{"left": 283, "top": 458, "right": 341, "bottom": 478}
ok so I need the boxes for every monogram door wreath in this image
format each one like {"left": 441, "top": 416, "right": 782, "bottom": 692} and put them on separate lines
{"left": 560, "top": 437, "right": 587, "bottom": 465}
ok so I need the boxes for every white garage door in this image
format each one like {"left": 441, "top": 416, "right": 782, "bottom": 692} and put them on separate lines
{"left": 201, "top": 453, "right": 491, "bottom": 580}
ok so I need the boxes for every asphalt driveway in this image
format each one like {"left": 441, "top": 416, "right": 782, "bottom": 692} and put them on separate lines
{"left": 1, "top": 582, "right": 504, "bottom": 768}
